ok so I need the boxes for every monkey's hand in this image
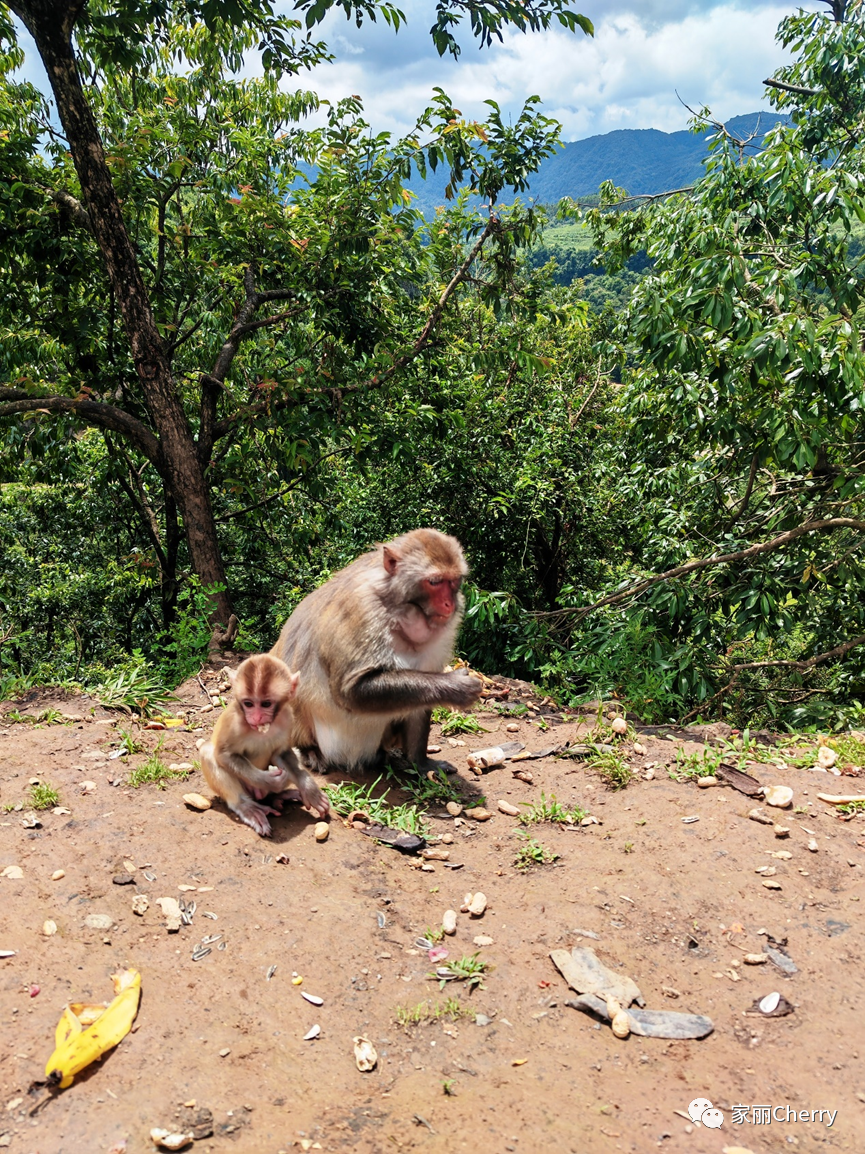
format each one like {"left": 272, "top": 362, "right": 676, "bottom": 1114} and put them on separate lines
{"left": 439, "top": 669, "right": 483, "bottom": 709}
{"left": 294, "top": 767, "right": 331, "bottom": 820}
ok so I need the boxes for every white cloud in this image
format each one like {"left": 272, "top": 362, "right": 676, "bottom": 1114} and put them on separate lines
{"left": 292, "top": 0, "right": 797, "bottom": 141}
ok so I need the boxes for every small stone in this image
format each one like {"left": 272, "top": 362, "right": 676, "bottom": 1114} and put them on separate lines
{"left": 762, "top": 879, "right": 783, "bottom": 890}
{"left": 182, "top": 794, "right": 211, "bottom": 811}
{"left": 42, "top": 920, "right": 57, "bottom": 936}
{"left": 632, "top": 742, "right": 646, "bottom": 755}
{"left": 314, "top": 822, "right": 329, "bottom": 842}
{"left": 643, "top": 767, "right": 655, "bottom": 780}
{"left": 79, "top": 780, "right": 97, "bottom": 793}
{"left": 505, "top": 723, "right": 520, "bottom": 733}
{"left": 420, "top": 862, "right": 435, "bottom": 872}
{"left": 768, "top": 849, "right": 792, "bottom": 860}
{"left": 51, "top": 869, "right": 65, "bottom": 881}
{"left": 353, "top": 1035, "right": 377, "bottom": 1072}
{"left": 807, "top": 838, "right": 819, "bottom": 852}
{"left": 464, "top": 807, "right": 492, "bottom": 822}
{"left": 749, "top": 808, "right": 774, "bottom": 825}
{"left": 764, "top": 785, "right": 793, "bottom": 808}
{"left": 697, "top": 776, "right": 718, "bottom": 789}
{"left": 422, "top": 848, "right": 449, "bottom": 861}
{"left": 156, "top": 897, "right": 182, "bottom": 932}
{"left": 773, "top": 825, "right": 790, "bottom": 838}
{"left": 169, "top": 762, "right": 194, "bottom": 771}
{"left": 113, "top": 874, "right": 135, "bottom": 886}
{"left": 610, "top": 717, "right": 628, "bottom": 735}
{"left": 446, "top": 802, "right": 463, "bottom": 817}
{"left": 52, "top": 807, "right": 71, "bottom": 815}
{"left": 218, "top": 1048, "right": 230, "bottom": 1058}
{"left": 473, "top": 935, "right": 494, "bottom": 947}
{"left": 497, "top": 799, "right": 520, "bottom": 816}
{"left": 195, "top": 738, "right": 206, "bottom": 750}
{"left": 512, "top": 769, "right": 534, "bottom": 784}
{"left": 132, "top": 895, "right": 149, "bottom": 916}
{"left": 468, "top": 892, "right": 487, "bottom": 917}
{"left": 442, "top": 910, "right": 458, "bottom": 935}
{"left": 426, "top": 745, "right": 442, "bottom": 754}
{"left": 83, "top": 913, "right": 113, "bottom": 930}
{"left": 0, "top": 866, "right": 23, "bottom": 880}
{"left": 742, "top": 953, "right": 767, "bottom": 964}
{"left": 150, "top": 1129, "right": 194, "bottom": 1151}
{"left": 441, "top": 833, "right": 454, "bottom": 844}
{"left": 199, "top": 705, "right": 213, "bottom": 714}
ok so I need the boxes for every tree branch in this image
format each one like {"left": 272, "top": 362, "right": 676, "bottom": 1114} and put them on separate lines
{"left": 0, "top": 391, "right": 161, "bottom": 465}
{"left": 537, "top": 516, "right": 865, "bottom": 622}
{"left": 764, "top": 78, "right": 821, "bottom": 97}
{"left": 209, "top": 221, "right": 497, "bottom": 441}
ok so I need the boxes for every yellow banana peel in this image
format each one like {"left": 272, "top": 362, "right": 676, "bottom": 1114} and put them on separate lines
{"left": 46, "top": 968, "right": 140, "bottom": 1088}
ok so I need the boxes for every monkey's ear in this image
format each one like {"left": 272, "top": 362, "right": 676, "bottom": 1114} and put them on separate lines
{"left": 382, "top": 545, "right": 401, "bottom": 576}
{"left": 288, "top": 671, "right": 300, "bottom": 699}
{"left": 224, "top": 666, "right": 238, "bottom": 686}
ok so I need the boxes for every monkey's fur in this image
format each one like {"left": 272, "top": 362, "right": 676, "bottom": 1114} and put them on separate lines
{"left": 271, "top": 528, "right": 481, "bottom": 772}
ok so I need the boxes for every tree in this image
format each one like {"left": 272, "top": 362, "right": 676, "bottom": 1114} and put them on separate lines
{"left": 0, "top": 0, "right": 592, "bottom": 631}
{"left": 568, "top": 3, "right": 865, "bottom": 722}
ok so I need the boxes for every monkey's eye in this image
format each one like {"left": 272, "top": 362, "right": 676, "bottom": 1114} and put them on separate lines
{"left": 427, "top": 577, "right": 443, "bottom": 586}
{"left": 260, "top": 701, "right": 272, "bottom": 709}
{"left": 242, "top": 700, "right": 255, "bottom": 709}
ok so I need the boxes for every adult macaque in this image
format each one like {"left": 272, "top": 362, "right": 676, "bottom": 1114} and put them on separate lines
{"left": 271, "top": 528, "right": 482, "bottom": 772}
{"left": 199, "top": 654, "right": 329, "bottom": 837}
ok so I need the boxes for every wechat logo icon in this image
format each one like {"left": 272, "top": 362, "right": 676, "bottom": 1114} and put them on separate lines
{"left": 688, "top": 1098, "right": 724, "bottom": 1128}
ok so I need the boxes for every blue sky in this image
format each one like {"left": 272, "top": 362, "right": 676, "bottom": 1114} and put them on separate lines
{"left": 289, "top": 0, "right": 798, "bottom": 140}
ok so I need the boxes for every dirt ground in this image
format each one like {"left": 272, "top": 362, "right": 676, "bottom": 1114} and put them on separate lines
{"left": 1, "top": 671, "right": 864, "bottom": 1154}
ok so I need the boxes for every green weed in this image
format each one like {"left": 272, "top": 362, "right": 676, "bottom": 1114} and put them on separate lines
{"left": 519, "top": 791, "right": 587, "bottom": 825}
{"left": 513, "top": 831, "right": 559, "bottom": 870}
{"left": 97, "top": 664, "right": 177, "bottom": 717}
{"left": 128, "top": 748, "right": 188, "bottom": 789}
{"left": 385, "top": 763, "right": 462, "bottom": 807}
{"left": 826, "top": 735, "right": 865, "bottom": 769}
{"left": 838, "top": 799, "right": 865, "bottom": 816}
{"left": 395, "top": 997, "right": 472, "bottom": 1028}
{"left": 585, "top": 746, "right": 633, "bottom": 790}
{"left": 431, "top": 953, "right": 489, "bottom": 992}
{"left": 323, "top": 777, "right": 429, "bottom": 836}
{"left": 30, "top": 782, "right": 60, "bottom": 809}
{"left": 431, "top": 708, "right": 488, "bottom": 737}
{"left": 669, "top": 746, "right": 723, "bottom": 782}
{"left": 116, "top": 728, "right": 145, "bottom": 756}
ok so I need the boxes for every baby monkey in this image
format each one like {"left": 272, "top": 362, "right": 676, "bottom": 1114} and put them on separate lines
{"left": 199, "top": 654, "right": 329, "bottom": 837}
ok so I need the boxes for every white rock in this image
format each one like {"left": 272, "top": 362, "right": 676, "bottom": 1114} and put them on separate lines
{"left": 353, "top": 1035, "right": 377, "bottom": 1072}
{"left": 182, "top": 793, "right": 211, "bottom": 811}
{"left": 807, "top": 838, "right": 819, "bottom": 853}
{"left": 632, "top": 742, "right": 646, "bottom": 755}
{"left": 697, "top": 775, "right": 718, "bottom": 789}
{"left": 497, "top": 800, "right": 520, "bottom": 816}
{"left": 442, "top": 910, "right": 457, "bottom": 935}
{"left": 83, "top": 913, "right": 113, "bottom": 930}
{"left": 314, "top": 822, "right": 329, "bottom": 842}
{"left": 817, "top": 746, "right": 838, "bottom": 768}
{"left": 610, "top": 717, "right": 628, "bottom": 735}
{"left": 51, "top": 869, "right": 65, "bottom": 881}
{"left": 764, "top": 785, "right": 793, "bottom": 808}
{"left": 132, "top": 895, "right": 149, "bottom": 916}
{"left": 42, "top": 920, "right": 57, "bottom": 936}
{"left": 150, "top": 1129, "right": 193, "bottom": 1151}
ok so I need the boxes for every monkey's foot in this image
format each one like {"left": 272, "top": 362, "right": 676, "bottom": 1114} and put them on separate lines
{"left": 235, "top": 798, "right": 280, "bottom": 837}
{"left": 297, "top": 745, "right": 329, "bottom": 775}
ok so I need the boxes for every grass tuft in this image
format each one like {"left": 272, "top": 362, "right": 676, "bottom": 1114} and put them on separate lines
{"left": 518, "top": 791, "right": 586, "bottom": 825}
{"left": 513, "top": 830, "right": 559, "bottom": 870}
{"left": 30, "top": 782, "right": 60, "bottom": 809}
{"left": 324, "top": 777, "right": 428, "bottom": 836}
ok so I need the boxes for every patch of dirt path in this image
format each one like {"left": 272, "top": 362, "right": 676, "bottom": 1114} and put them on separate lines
{"left": 0, "top": 684, "right": 863, "bottom": 1153}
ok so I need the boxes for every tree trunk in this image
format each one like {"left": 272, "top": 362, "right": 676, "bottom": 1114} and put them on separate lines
{"left": 11, "top": 0, "right": 233, "bottom": 624}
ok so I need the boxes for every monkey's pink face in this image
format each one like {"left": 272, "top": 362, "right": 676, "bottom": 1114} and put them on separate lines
{"left": 423, "top": 576, "right": 462, "bottom": 625}
{"left": 241, "top": 698, "right": 278, "bottom": 732}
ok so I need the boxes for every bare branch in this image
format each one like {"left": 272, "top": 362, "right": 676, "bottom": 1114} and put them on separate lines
{"left": 537, "top": 516, "right": 865, "bottom": 622}
{"left": 0, "top": 391, "right": 161, "bottom": 465}
{"left": 764, "top": 78, "right": 821, "bottom": 97}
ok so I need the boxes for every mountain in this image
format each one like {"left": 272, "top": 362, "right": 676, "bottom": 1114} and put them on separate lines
{"left": 404, "top": 112, "right": 790, "bottom": 215}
